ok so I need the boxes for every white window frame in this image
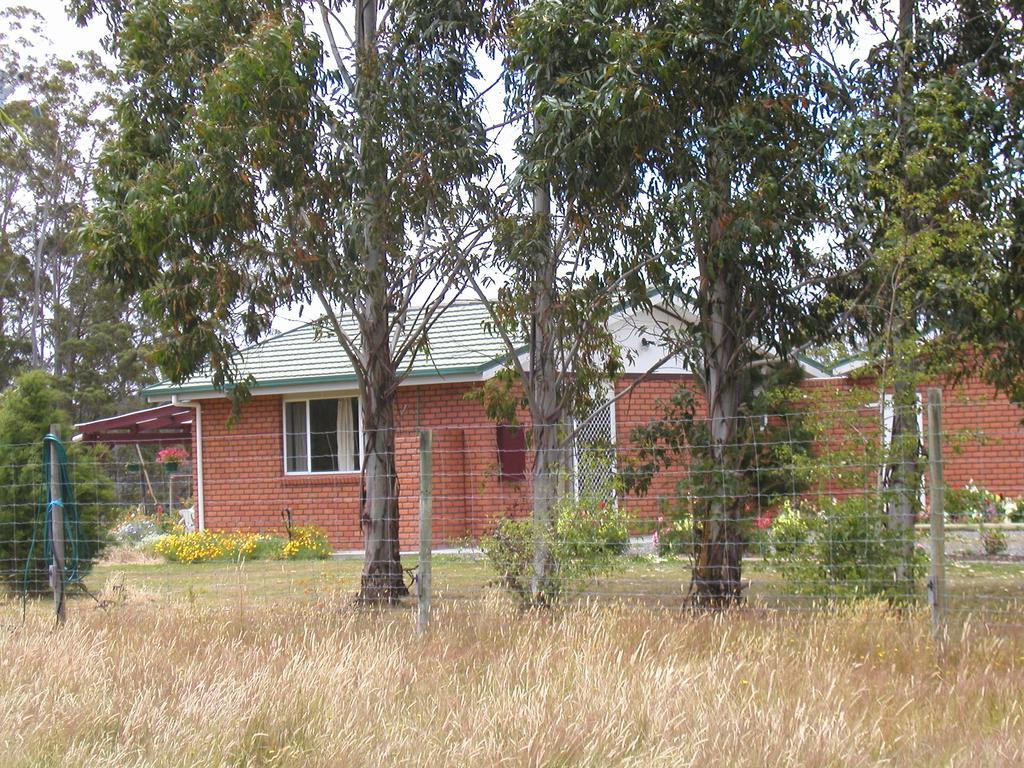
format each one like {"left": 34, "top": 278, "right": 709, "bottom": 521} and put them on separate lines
{"left": 282, "top": 393, "right": 362, "bottom": 476}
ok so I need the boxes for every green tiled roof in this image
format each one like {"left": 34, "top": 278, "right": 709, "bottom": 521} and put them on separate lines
{"left": 144, "top": 301, "right": 516, "bottom": 398}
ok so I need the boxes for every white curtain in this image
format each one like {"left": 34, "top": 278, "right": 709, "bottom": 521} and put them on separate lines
{"left": 337, "top": 398, "right": 356, "bottom": 471}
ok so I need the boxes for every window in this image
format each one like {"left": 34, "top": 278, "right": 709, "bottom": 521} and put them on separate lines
{"left": 284, "top": 396, "right": 360, "bottom": 473}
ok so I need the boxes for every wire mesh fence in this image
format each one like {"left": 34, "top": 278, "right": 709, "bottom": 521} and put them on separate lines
{"left": 2, "top": 388, "right": 1023, "bottom": 629}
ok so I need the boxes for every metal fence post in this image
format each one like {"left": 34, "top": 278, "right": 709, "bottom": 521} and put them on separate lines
{"left": 418, "top": 429, "right": 433, "bottom": 636}
{"left": 926, "top": 388, "right": 946, "bottom": 641}
{"left": 49, "top": 424, "right": 66, "bottom": 625}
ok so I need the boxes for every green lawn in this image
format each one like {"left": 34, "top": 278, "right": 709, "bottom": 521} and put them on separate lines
{"left": 59, "top": 554, "right": 1024, "bottom": 624}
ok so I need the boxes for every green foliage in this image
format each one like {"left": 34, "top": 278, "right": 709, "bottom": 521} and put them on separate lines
{"left": 834, "top": 2, "right": 1023, "bottom": 413}
{"left": 480, "top": 518, "right": 534, "bottom": 599}
{"left": 767, "top": 497, "right": 927, "bottom": 602}
{"left": 653, "top": 513, "right": 695, "bottom": 558}
{"left": 623, "top": 365, "right": 815, "bottom": 554}
{"left": 978, "top": 526, "right": 1008, "bottom": 557}
{"left": 513, "top": 0, "right": 845, "bottom": 602}
{"left": 0, "top": 8, "right": 156, "bottom": 415}
{"left": 77, "top": 0, "right": 494, "bottom": 396}
{"left": 767, "top": 500, "right": 812, "bottom": 558}
{"left": 0, "top": 371, "right": 113, "bottom": 593}
{"left": 463, "top": 368, "right": 527, "bottom": 425}
{"left": 553, "top": 494, "right": 629, "bottom": 571}
{"left": 481, "top": 495, "right": 628, "bottom": 605}
{"left": 945, "top": 482, "right": 1003, "bottom": 522}
{"left": 151, "top": 524, "right": 331, "bottom": 564}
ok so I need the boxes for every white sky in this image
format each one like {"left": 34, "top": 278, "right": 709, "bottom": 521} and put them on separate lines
{"left": 3, "top": 0, "right": 106, "bottom": 61}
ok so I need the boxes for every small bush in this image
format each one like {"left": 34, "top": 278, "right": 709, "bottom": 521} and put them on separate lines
{"left": 946, "top": 482, "right": 1002, "bottom": 523}
{"left": 555, "top": 496, "right": 629, "bottom": 560}
{"left": 767, "top": 500, "right": 811, "bottom": 557}
{"left": 151, "top": 525, "right": 332, "bottom": 563}
{"left": 768, "top": 497, "right": 927, "bottom": 602}
{"left": 481, "top": 496, "right": 627, "bottom": 604}
{"left": 1000, "top": 496, "right": 1023, "bottom": 524}
{"left": 281, "top": 525, "right": 331, "bottom": 560}
{"left": 110, "top": 509, "right": 163, "bottom": 548}
{"left": 480, "top": 518, "right": 534, "bottom": 598}
{"left": 654, "top": 515, "right": 695, "bottom": 557}
{"left": 979, "top": 526, "right": 1008, "bottom": 557}
{"left": 152, "top": 531, "right": 285, "bottom": 563}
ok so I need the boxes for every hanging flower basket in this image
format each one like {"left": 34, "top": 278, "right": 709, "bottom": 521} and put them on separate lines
{"left": 156, "top": 447, "right": 189, "bottom": 473}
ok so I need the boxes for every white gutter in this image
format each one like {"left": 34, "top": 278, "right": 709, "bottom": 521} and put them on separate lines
{"left": 172, "top": 395, "right": 206, "bottom": 531}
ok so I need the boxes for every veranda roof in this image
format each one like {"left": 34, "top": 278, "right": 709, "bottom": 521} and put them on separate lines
{"left": 73, "top": 404, "right": 193, "bottom": 445}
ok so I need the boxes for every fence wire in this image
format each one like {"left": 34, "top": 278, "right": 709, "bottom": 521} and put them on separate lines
{"left": 1, "top": 393, "right": 1023, "bottom": 628}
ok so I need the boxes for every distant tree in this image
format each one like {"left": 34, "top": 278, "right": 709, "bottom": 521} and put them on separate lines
{"left": 464, "top": 0, "right": 657, "bottom": 602}
{"left": 73, "top": 0, "right": 493, "bottom": 601}
{"left": 0, "top": 6, "right": 156, "bottom": 417}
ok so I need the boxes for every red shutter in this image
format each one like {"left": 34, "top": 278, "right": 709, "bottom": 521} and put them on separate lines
{"left": 496, "top": 424, "right": 527, "bottom": 482}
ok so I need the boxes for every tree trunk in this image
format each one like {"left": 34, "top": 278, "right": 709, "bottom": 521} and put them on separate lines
{"left": 528, "top": 177, "right": 562, "bottom": 604}
{"left": 883, "top": 0, "right": 921, "bottom": 590}
{"left": 358, "top": 314, "right": 408, "bottom": 603}
{"left": 690, "top": 134, "right": 744, "bottom": 608}
{"left": 690, "top": 269, "right": 744, "bottom": 608}
{"left": 885, "top": 379, "right": 921, "bottom": 588}
{"left": 353, "top": 0, "right": 407, "bottom": 604}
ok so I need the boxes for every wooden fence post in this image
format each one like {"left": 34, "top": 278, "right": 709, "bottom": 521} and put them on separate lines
{"left": 49, "top": 424, "right": 66, "bottom": 625}
{"left": 926, "top": 388, "right": 946, "bottom": 641}
{"left": 418, "top": 429, "right": 433, "bottom": 636}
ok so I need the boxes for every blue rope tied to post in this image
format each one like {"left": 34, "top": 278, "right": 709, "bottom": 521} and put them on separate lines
{"left": 23, "top": 434, "right": 84, "bottom": 604}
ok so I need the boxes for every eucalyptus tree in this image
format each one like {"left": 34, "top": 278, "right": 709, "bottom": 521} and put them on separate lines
{"left": 835, "top": 0, "right": 1022, "bottom": 571}
{"left": 906, "top": 1, "right": 1024, "bottom": 408}
{"left": 462, "top": 0, "right": 660, "bottom": 602}
{"left": 0, "top": 6, "right": 152, "bottom": 413}
{"left": 73, "top": 0, "right": 493, "bottom": 602}
{"left": 511, "top": 0, "right": 844, "bottom": 606}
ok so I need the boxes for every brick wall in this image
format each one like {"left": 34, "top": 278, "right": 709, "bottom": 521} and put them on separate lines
{"left": 195, "top": 381, "right": 529, "bottom": 550}
{"left": 928, "top": 378, "right": 1024, "bottom": 497}
{"left": 192, "top": 372, "right": 1024, "bottom": 550}
{"left": 613, "top": 374, "right": 702, "bottom": 526}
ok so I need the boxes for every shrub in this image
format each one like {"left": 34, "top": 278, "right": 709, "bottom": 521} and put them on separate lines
{"left": 151, "top": 525, "right": 332, "bottom": 563}
{"left": 1004, "top": 497, "right": 1024, "bottom": 524}
{"left": 768, "top": 497, "right": 927, "bottom": 602}
{"left": 480, "top": 518, "right": 534, "bottom": 598}
{"left": 654, "top": 515, "right": 695, "bottom": 557}
{"left": 767, "top": 500, "right": 811, "bottom": 557}
{"left": 946, "top": 482, "right": 1002, "bottom": 523}
{"left": 0, "top": 372, "right": 113, "bottom": 593}
{"left": 979, "top": 526, "right": 1008, "bottom": 557}
{"left": 110, "top": 508, "right": 162, "bottom": 548}
{"left": 555, "top": 496, "right": 629, "bottom": 560}
{"left": 152, "top": 530, "right": 285, "bottom": 563}
{"left": 481, "top": 496, "right": 627, "bottom": 604}
{"left": 281, "top": 525, "right": 331, "bottom": 560}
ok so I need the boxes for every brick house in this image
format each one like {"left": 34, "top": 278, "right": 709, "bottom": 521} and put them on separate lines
{"left": 116, "top": 300, "right": 1023, "bottom": 550}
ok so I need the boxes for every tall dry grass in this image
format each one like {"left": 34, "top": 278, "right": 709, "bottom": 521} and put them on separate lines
{"left": 0, "top": 591, "right": 1022, "bottom": 767}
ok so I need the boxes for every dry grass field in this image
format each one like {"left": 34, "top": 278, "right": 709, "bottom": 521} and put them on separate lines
{"left": 1, "top": 569, "right": 1023, "bottom": 768}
